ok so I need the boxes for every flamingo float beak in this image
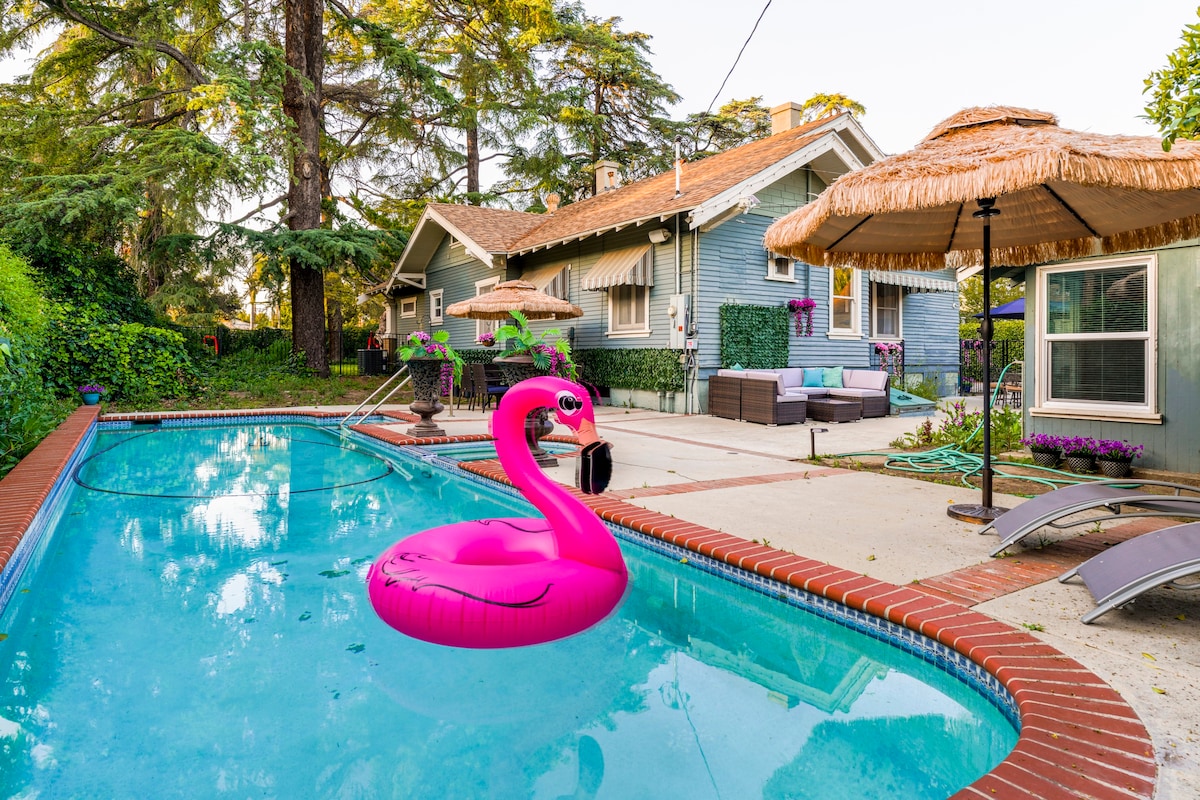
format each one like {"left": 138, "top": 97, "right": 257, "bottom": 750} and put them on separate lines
{"left": 574, "top": 418, "right": 613, "bottom": 495}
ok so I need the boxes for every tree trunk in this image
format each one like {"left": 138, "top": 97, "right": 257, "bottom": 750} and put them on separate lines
{"left": 466, "top": 124, "right": 479, "bottom": 199}
{"left": 284, "top": 0, "right": 328, "bottom": 376}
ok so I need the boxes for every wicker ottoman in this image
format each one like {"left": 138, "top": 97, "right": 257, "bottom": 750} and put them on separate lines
{"left": 807, "top": 397, "right": 861, "bottom": 423}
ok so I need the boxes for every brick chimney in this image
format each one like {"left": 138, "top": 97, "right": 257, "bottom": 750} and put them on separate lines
{"left": 770, "top": 101, "right": 803, "bottom": 135}
{"left": 594, "top": 160, "right": 621, "bottom": 193}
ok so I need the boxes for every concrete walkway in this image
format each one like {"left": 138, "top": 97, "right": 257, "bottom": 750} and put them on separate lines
{"left": 358, "top": 398, "right": 1199, "bottom": 800}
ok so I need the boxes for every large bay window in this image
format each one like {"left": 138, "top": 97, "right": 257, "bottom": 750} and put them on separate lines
{"left": 1037, "top": 255, "right": 1156, "bottom": 416}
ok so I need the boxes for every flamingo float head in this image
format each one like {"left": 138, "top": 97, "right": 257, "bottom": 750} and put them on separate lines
{"left": 493, "top": 376, "right": 613, "bottom": 494}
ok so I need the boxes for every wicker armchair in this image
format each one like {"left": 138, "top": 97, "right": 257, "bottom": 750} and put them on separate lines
{"left": 708, "top": 374, "right": 743, "bottom": 420}
{"left": 739, "top": 376, "right": 807, "bottom": 425}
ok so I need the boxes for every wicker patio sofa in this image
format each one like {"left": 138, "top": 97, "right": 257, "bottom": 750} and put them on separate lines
{"left": 708, "top": 367, "right": 890, "bottom": 424}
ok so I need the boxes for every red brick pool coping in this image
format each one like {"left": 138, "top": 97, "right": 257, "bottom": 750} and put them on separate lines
{"left": 0, "top": 408, "right": 1157, "bottom": 800}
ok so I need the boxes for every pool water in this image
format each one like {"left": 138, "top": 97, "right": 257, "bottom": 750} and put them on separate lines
{"left": 0, "top": 423, "right": 1017, "bottom": 798}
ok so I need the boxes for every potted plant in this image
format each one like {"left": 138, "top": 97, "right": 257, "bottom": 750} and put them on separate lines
{"left": 1021, "top": 433, "right": 1063, "bottom": 468}
{"left": 493, "top": 310, "right": 578, "bottom": 383}
{"left": 1061, "top": 436, "right": 1099, "bottom": 473}
{"left": 476, "top": 332, "right": 496, "bottom": 347}
{"left": 786, "top": 298, "right": 816, "bottom": 337}
{"left": 398, "top": 330, "right": 463, "bottom": 437}
{"left": 1094, "top": 439, "right": 1144, "bottom": 478}
{"left": 492, "top": 310, "right": 578, "bottom": 467}
{"left": 78, "top": 384, "right": 105, "bottom": 406}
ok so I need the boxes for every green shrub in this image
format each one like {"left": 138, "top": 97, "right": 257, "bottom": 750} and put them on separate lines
{"left": 43, "top": 308, "right": 198, "bottom": 401}
{"left": 0, "top": 246, "right": 67, "bottom": 478}
{"left": 719, "top": 304, "right": 789, "bottom": 368}
{"left": 574, "top": 348, "right": 684, "bottom": 393}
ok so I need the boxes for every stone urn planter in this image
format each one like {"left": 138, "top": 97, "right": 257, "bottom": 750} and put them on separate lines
{"left": 493, "top": 355, "right": 557, "bottom": 468}
{"left": 406, "top": 358, "right": 449, "bottom": 437}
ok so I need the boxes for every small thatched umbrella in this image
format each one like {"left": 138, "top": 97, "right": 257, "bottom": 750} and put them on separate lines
{"left": 764, "top": 106, "right": 1200, "bottom": 521}
{"left": 445, "top": 280, "right": 582, "bottom": 320}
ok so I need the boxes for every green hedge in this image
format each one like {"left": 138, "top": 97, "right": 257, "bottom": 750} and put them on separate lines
{"left": 574, "top": 348, "right": 683, "bottom": 392}
{"left": 719, "top": 304, "right": 789, "bottom": 368}
{"left": 44, "top": 309, "right": 198, "bottom": 401}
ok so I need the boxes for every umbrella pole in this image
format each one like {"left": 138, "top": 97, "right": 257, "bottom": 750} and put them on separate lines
{"left": 948, "top": 199, "right": 1009, "bottom": 524}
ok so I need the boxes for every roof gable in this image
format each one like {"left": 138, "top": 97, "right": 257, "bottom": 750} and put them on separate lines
{"left": 390, "top": 112, "right": 884, "bottom": 278}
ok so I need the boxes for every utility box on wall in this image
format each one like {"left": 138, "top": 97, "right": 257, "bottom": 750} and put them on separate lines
{"left": 667, "top": 294, "right": 690, "bottom": 350}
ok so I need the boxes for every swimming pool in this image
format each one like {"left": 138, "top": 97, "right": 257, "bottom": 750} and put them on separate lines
{"left": 0, "top": 420, "right": 1018, "bottom": 798}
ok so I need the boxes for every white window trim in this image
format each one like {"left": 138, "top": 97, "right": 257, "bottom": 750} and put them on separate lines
{"left": 1033, "top": 253, "right": 1158, "bottom": 420}
{"left": 870, "top": 281, "right": 903, "bottom": 340}
{"left": 474, "top": 276, "right": 501, "bottom": 340}
{"left": 399, "top": 297, "right": 417, "bottom": 318}
{"left": 607, "top": 283, "right": 651, "bottom": 336}
{"left": 765, "top": 252, "right": 796, "bottom": 283}
{"left": 429, "top": 289, "right": 444, "bottom": 325}
{"left": 829, "top": 266, "right": 861, "bottom": 337}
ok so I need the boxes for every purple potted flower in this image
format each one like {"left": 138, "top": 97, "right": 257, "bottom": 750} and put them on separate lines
{"left": 1021, "top": 433, "right": 1063, "bottom": 467}
{"left": 1094, "top": 439, "right": 1143, "bottom": 477}
{"left": 1061, "top": 436, "right": 1099, "bottom": 473}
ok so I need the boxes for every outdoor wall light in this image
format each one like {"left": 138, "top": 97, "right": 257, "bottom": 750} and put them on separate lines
{"left": 648, "top": 228, "right": 671, "bottom": 244}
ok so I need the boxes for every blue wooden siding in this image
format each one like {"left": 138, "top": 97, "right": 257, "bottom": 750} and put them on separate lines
{"left": 1022, "top": 244, "right": 1200, "bottom": 472}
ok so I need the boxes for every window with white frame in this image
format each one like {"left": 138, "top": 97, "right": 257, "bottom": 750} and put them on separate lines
{"left": 1038, "top": 255, "right": 1155, "bottom": 414}
{"left": 766, "top": 252, "right": 795, "bottom": 281}
{"left": 474, "top": 276, "right": 501, "bottom": 340}
{"left": 400, "top": 297, "right": 417, "bottom": 318}
{"left": 871, "top": 282, "right": 901, "bottom": 339}
{"left": 609, "top": 283, "right": 650, "bottom": 334}
{"left": 830, "top": 266, "right": 860, "bottom": 334}
{"left": 429, "top": 289, "right": 444, "bottom": 325}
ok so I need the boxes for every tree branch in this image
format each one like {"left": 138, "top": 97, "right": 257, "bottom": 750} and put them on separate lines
{"left": 41, "top": 0, "right": 210, "bottom": 86}
{"left": 224, "top": 194, "right": 288, "bottom": 226}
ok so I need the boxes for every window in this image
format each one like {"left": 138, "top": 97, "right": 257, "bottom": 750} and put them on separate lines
{"left": 429, "top": 289, "right": 444, "bottom": 325}
{"left": 1037, "top": 255, "right": 1156, "bottom": 415}
{"left": 400, "top": 297, "right": 416, "bottom": 318}
{"left": 609, "top": 284, "right": 650, "bottom": 335}
{"left": 544, "top": 266, "right": 570, "bottom": 300}
{"left": 766, "top": 252, "right": 795, "bottom": 282}
{"left": 871, "top": 282, "right": 901, "bottom": 338}
{"left": 830, "top": 266, "right": 860, "bottom": 335}
{"left": 474, "top": 276, "right": 500, "bottom": 340}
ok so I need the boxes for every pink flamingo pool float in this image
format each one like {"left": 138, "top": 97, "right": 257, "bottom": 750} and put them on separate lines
{"left": 367, "top": 376, "right": 628, "bottom": 648}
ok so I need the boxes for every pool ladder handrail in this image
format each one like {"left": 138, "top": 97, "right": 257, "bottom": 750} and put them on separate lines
{"left": 339, "top": 364, "right": 411, "bottom": 429}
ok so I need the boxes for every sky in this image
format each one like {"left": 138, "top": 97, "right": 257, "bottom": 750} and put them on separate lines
{"left": 587, "top": 0, "right": 1200, "bottom": 155}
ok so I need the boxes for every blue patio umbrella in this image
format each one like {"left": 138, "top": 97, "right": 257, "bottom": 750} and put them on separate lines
{"left": 973, "top": 297, "right": 1024, "bottom": 320}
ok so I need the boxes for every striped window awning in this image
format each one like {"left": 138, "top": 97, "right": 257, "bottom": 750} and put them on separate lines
{"left": 581, "top": 244, "right": 654, "bottom": 291}
{"left": 869, "top": 270, "right": 957, "bottom": 293}
{"left": 519, "top": 262, "right": 568, "bottom": 291}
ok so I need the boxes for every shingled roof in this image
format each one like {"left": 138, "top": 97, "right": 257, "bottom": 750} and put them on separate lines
{"left": 386, "top": 111, "right": 883, "bottom": 286}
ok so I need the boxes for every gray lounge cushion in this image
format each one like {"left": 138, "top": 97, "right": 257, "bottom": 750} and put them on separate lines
{"left": 744, "top": 371, "right": 785, "bottom": 396}
{"left": 843, "top": 369, "right": 889, "bottom": 391}
{"left": 830, "top": 387, "right": 886, "bottom": 399}
{"left": 777, "top": 368, "right": 805, "bottom": 388}
{"left": 778, "top": 394, "right": 807, "bottom": 404}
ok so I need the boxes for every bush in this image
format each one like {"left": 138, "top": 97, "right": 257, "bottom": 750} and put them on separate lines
{"left": 574, "top": 348, "right": 684, "bottom": 392}
{"left": 0, "top": 246, "right": 67, "bottom": 478}
{"left": 43, "top": 308, "right": 198, "bottom": 401}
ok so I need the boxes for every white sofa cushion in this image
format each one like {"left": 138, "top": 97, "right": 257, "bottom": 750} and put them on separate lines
{"left": 830, "top": 387, "right": 885, "bottom": 398}
{"left": 777, "top": 367, "right": 805, "bottom": 388}
{"left": 843, "top": 369, "right": 889, "bottom": 391}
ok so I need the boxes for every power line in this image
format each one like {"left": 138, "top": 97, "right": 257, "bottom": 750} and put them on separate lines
{"left": 704, "top": 0, "right": 773, "bottom": 115}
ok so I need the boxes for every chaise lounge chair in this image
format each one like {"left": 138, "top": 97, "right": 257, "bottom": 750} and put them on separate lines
{"left": 980, "top": 479, "right": 1200, "bottom": 558}
{"left": 1059, "top": 522, "right": 1200, "bottom": 623}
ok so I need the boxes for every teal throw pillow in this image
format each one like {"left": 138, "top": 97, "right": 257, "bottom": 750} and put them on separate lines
{"left": 802, "top": 368, "right": 825, "bottom": 388}
{"left": 822, "top": 366, "right": 844, "bottom": 388}
{"left": 731, "top": 363, "right": 744, "bottom": 371}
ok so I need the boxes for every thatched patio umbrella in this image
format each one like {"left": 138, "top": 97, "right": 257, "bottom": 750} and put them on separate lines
{"left": 445, "top": 280, "right": 582, "bottom": 320}
{"left": 764, "top": 105, "right": 1200, "bottom": 521}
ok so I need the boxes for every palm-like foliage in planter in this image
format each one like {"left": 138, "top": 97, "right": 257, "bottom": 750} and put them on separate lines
{"left": 494, "top": 310, "right": 577, "bottom": 380}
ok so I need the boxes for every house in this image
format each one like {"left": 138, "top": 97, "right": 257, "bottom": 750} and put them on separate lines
{"left": 1012, "top": 243, "right": 1200, "bottom": 472}
{"left": 371, "top": 103, "right": 961, "bottom": 413}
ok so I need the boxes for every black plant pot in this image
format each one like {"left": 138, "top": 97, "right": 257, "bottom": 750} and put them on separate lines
{"left": 1097, "top": 458, "right": 1133, "bottom": 478}
{"left": 494, "top": 355, "right": 557, "bottom": 468}
{"left": 406, "top": 358, "right": 447, "bottom": 437}
{"left": 1030, "top": 449, "right": 1061, "bottom": 468}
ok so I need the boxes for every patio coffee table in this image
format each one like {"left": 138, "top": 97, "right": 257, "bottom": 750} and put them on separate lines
{"left": 807, "top": 397, "right": 861, "bottom": 423}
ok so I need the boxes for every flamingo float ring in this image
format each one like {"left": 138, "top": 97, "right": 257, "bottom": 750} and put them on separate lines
{"left": 367, "top": 377, "right": 628, "bottom": 648}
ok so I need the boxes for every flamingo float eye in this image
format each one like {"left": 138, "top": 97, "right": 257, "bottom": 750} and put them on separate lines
{"left": 556, "top": 391, "right": 583, "bottom": 416}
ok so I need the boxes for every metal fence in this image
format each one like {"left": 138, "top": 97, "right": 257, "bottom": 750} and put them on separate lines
{"left": 177, "top": 325, "right": 385, "bottom": 377}
{"left": 958, "top": 338, "right": 1024, "bottom": 393}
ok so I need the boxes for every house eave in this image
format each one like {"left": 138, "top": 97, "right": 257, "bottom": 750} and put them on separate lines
{"left": 511, "top": 209, "right": 693, "bottom": 256}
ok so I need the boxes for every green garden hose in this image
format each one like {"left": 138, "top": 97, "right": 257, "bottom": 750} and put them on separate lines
{"left": 832, "top": 362, "right": 1099, "bottom": 493}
